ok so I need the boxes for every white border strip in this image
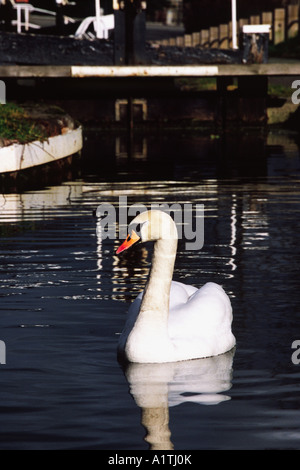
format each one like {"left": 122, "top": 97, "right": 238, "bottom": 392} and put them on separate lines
{"left": 71, "top": 65, "right": 220, "bottom": 78}
{"left": 243, "top": 24, "right": 271, "bottom": 34}
{"left": 0, "top": 127, "right": 82, "bottom": 174}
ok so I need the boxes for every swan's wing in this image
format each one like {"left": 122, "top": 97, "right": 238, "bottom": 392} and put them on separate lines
{"left": 168, "top": 282, "right": 235, "bottom": 358}
{"left": 169, "top": 280, "right": 198, "bottom": 310}
{"left": 168, "top": 282, "right": 233, "bottom": 338}
{"left": 171, "top": 280, "right": 198, "bottom": 296}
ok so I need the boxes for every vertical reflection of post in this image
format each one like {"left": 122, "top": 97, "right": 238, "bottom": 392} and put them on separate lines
{"left": 96, "top": 218, "right": 103, "bottom": 298}
{"left": 127, "top": 97, "right": 134, "bottom": 161}
{"left": 229, "top": 193, "right": 237, "bottom": 273}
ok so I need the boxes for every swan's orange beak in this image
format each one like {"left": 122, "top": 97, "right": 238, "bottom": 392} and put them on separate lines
{"left": 116, "top": 230, "right": 140, "bottom": 254}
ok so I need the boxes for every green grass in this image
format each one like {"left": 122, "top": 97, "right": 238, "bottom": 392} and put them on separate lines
{"left": 0, "top": 103, "right": 46, "bottom": 144}
{"left": 268, "top": 84, "right": 292, "bottom": 98}
{"left": 175, "top": 77, "right": 217, "bottom": 91}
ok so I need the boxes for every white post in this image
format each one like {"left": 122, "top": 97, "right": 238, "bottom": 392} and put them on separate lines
{"left": 25, "top": 6, "right": 29, "bottom": 31}
{"left": 16, "top": 5, "right": 22, "bottom": 34}
{"left": 95, "top": 0, "right": 101, "bottom": 39}
{"left": 231, "top": 0, "right": 238, "bottom": 49}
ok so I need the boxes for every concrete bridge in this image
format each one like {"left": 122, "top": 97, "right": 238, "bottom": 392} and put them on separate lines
{"left": 1, "top": 62, "right": 299, "bottom": 126}
{"left": 0, "top": 62, "right": 299, "bottom": 78}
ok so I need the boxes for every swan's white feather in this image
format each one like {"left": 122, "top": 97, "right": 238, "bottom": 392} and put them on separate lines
{"left": 119, "top": 280, "right": 235, "bottom": 362}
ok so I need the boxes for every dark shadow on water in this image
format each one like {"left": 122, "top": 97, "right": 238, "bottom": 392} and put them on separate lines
{"left": 2, "top": 128, "right": 299, "bottom": 194}
{"left": 80, "top": 128, "right": 281, "bottom": 183}
{"left": 0, "top": 154, "right": 81, "bottom": 194}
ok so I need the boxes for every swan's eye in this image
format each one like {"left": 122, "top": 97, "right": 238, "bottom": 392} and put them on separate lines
{"left": 129, "top": 222, "right": 142, "bottom": 236}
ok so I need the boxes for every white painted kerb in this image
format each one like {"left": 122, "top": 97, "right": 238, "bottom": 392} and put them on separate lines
{"left": 0, "top": 127, "right": 82, "bottom": 174}
{"left": 71, "top": 65, "right": 220, "bottom": 78}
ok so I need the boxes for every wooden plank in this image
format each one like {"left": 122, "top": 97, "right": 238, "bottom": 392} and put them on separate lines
{"left": 176, "top": 36, "right": 184, "bottom": 46}
{"left": 0, "top": 65, "right": 71, "bottom": 77}
{"left": 250, "top": 15, "right": 260, "bottom": 25}
{"left": 192, "top": 32, "right": 201, "bottom": 46}
{"left": 274, "top": 8, "right": 286, "bottom": 44}
{"left": 287, "top": 4, "right": 299, "bottom": 39}
{"left": 238, "top": 18, "right": 248, "bottom": 38}
{"left": 200, "top": 29, "right": 209, "bottom": 47}
{"left": 209, "top": 26, "right": 219, "bottom": 47}
{"left": 184, "top": 34, "right": 192, "bottom": 47}
{"left": 261, "top": 12, "right": 273, "bottom": 41}
{"left": 219, "top": 24, "right": 229, "bottom": 49}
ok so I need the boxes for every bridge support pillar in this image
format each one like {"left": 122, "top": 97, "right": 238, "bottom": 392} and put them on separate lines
{"left": 216, "top": 75, "right": 268, "bottom": 126}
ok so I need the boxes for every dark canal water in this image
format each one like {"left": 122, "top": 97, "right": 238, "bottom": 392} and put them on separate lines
{"left": 0, "top": 129, "right": 300, "bottom": 450}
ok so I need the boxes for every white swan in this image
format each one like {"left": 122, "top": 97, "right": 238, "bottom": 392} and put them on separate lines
{"left": 116, "top": 210, "right": 236, "bottom": 364}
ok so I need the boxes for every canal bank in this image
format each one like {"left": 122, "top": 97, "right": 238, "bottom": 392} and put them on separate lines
{"left": 0, "top": 103, "right": 82, "bottom": 191}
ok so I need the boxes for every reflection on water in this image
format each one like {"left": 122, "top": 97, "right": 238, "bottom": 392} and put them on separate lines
{"left": 0, "top": 184, "right": 83, "bottom": 223}
{"left": 0, "top": 130, "right": 299, "bottom": 449}
{"left": 122, "top": 350, "right": 235, "bottom": 450}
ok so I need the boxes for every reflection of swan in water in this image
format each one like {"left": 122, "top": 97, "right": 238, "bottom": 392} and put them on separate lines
{"left": 121, "top": 349, "right": 235, "bottom": 450}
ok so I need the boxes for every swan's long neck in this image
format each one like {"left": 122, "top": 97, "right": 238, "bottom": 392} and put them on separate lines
{"left": 135, "top": 238, "right": 177, "bottom": 330}
{"left": 124, "top": 213, "right": 179, "bottom": 363}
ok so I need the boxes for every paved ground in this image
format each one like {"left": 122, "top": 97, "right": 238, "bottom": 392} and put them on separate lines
{"left": 146, "top": 22, "right": 184, "bottom": 41}
{"left": 29, "top": 14, "right": 184, "bottom": 40}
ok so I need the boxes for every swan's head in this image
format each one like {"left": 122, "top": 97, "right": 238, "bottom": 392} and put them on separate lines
{"left": 116, "top": 210, "right": 178, "bottom": 254}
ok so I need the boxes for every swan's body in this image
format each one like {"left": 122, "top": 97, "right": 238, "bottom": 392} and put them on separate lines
{"left": 116, "top": 210, "right": 236, "bottom": 364}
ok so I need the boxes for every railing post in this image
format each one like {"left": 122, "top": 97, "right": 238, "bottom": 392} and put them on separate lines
{"left": 192, "top": 32, "right": 201, "bottom": 46}
{"left": 200, "top": 29, "right": 209, "bottom": 48}
{"left": 274, "top": 8, "right": 285, "bottom": 45}
{"left": 287, "top": 4, "right": 299, "bottom": 39}
{"left": 219, "top": 24, "right": 229, "bottom": 49}
{"left": 176, "top": 36, "right": 184, "bottom": 46}
{"left": 261, "top": 12, "right": 273, "bottom": 42}
{"left": 184, "top": 34, "right": 192, "bottom": 47}
{"left": 209, "top": 26, "right": 219, "bottom": 47}
{"left": 250, "top": 15, "right": 260, "bottom": 25}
